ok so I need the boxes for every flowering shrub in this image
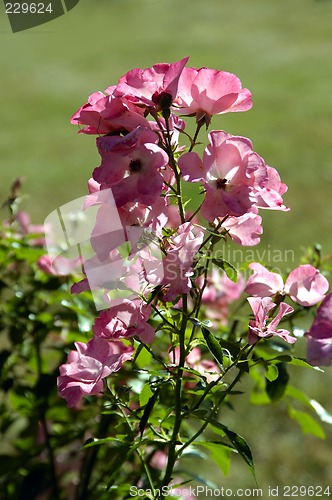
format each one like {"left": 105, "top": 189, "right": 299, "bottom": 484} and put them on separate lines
{"left": 1, "top": 59, "right": 332, "bottom": 499}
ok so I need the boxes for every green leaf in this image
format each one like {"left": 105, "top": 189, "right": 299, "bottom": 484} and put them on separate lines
{"left": 83, "top": 437, "right": 130, "bottom": 449}
{"left": 265, "top": 364, "right": 279, "bottom": 382}
{"left": 309, "top": 399, "right": 332, "bottom": 425}
{"left": 289, "top": 357, "right": 324, "bottom": 372}
{"left": 201, "top": 326, "right": 224, "bottom": 369}
{"left": 218, "top": 338, "right": 242, "bottom": 358}
{"left": 212, "top": 258, "right": 238, "bottom": 282}
{"left": 265, "top": 363, "right": 289, "bottom": 401}
{"left": 139, "top": 384, "right": 153, "bottom": 408}
{"left": 205, "top": 418, "right": 255, "bottom": 479}
{"left": 197, "top": 441, "right": 233, "bottom": 476}
{"left": 139, "top": 389, "right": 159, "bottom": 437}
{"left": 286, "top": 386, "right": 332, "bottom": 424}
{"left": 134, "top": 344, "right": 153, "bottom": 369}
{"left": 288, "top": 407, "right": 326, "bottom": 439}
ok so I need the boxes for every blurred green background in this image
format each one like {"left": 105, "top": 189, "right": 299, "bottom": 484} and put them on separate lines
{"left": 1, "top": 0, "right": 332, "bottom": 495}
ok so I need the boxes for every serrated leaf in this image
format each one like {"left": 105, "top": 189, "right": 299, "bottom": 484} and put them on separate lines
{"left": 288, "top": 407, "right": 326, "bottom": 439}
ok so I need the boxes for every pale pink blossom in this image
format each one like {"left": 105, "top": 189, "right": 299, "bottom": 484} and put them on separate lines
{"left": 70, "top": 249, "right": 126, "bottom": 296}
{"left": 93, "top": 298, "right": 155, "bottom": 343}
{"left": 37, "top": 254, "right": 82, "bottom": 276}
{"left": 284, "top": 265, "right": 329, "bottom": 307}
{"left": 247, "top": 297, "right": 296, "bottom": 345}
{"left": 245, "top": 263, "right": 329, "bottom": 307}
{"left": 57, "top": 337, "right": 133, "bottom": 407}
{"left": 253, "top": 165, "right": 289, "bottom": 211}
{"left": 198, "top": 268, "right": 246, "bottom": 324}
{"left": 178, "top": 131, "right": 266, "bottom": 219}
{"left": 186, "top": 347, "right": 221, "bottom": 384}
{"left": 93, "top": 127, "right": 169, "bottom": 207}
{"left": 170, "top": 346, "right": 220, "bottom": 387}
{"left": 116, "top": 57, "right": 189, "bottom": 110}
{"left": 70, "top": 89, "right": 148, "bottom": 135}
{"left": 305, "top": 292, "right": 332, "bottom": 366}
{"left": 149, "top": 450, "right": 168, "bottom": 470}
{"left": 223, "top": 209, "right": 263, "bottom": 246}
{"left": 161, "top": 223, "right": 204, "bottom": 301}
{"left": 90, "top": 197, "right": 168, "bottom": 261}
{"left": 13, "top": 211, "right": 46, "bottom": 246}
{"left": 176, "top": 67, "right": 252, "bottom": 124}
{"left": 245, "top": 263, "right": 284, "bottom": 297}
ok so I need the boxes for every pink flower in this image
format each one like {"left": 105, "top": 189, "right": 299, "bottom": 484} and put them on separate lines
{"left": 179, "top": 131, "right": 264, "bottom": 219}
{"left": 305, "top": 292, "right": 332, "bottom": 366}
{"left": 161, "top": 223, "right": 204, "bottom": 301}
{"left": 223, "top": 209, "right": 263, "bottom": 246}
{"left": 245, "top": 263, "right": 284, "bottom": 297}
{"left": 176, "top": 67, "right": 252, "bottom": 124}
{"left": 198, "top": 269, "right": 246, "bottom": 324}
{"left": 90, "top": 196, "right": 168, "bottom": 261}
{"left": 253, "top": 165, "right": 289, "bottom": 211}
{"left": 13, "top": 211, "right": 46, "bottom": 246}
{"left": 93, "top": 298, "right": 155, "bottom": 344}
{"left": 57, "top": 337, "right": 133, "bottom": 407}
{"left": 149, "top": 450, "right": 168, "bottom": 470}
{"left": 245, "top": 263, "right": 329, "bottom": 307}
{"left": 284, "top": 265, "right": 329, "bottom": 307}
{"left": 247, "top": 297, "right": 296, "bottom": 345}
{"left": 185, "top": 347, "right": 221, "bottom": 384}
{"left": 116, "top": 57, "right": 189, "bottom": 111}
{"left": 76, "top": 248, "right": 126, "bottom": 294}
{"left": 70, "top": 89, "right": 148, "bottom": 135}
{"left": 37, "top": 254, "right": 82, "bottom": 276}
{"left": 170, "top": 346, "right": 220, "bottom": 387}
{"left": 93, "top": 127, "right": 169, "bottom": 207}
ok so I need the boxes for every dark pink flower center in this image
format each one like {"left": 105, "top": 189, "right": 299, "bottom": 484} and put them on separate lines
{"left": 216, "top": 178, "right": 228, "bottom": 189}
{"left": 129, "top": 159, "right": 142, "bottom": 173}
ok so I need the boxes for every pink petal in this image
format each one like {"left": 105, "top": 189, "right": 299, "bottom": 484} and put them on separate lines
{"left": 284, "top": 265, "right": 329, "bottom": 306}
{"left": 245, "top": 263, "right": 284, "bottom": 297}
{"left": 178, "top": 152, "right": 206, "bottom": 182}
{"left": 305, "top": 291, "right": 332, "bottom": 366}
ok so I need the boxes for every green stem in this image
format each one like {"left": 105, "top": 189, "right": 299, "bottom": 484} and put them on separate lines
{"left": 177, "top": 367, "right": 244, "bottom": 457}
{"left": 160, "top": 295, "right": 188, "bottom": 490}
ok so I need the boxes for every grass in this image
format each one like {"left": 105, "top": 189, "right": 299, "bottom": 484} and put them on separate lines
{"left": 1, "top": 0, "right": 332, "bottom": 495}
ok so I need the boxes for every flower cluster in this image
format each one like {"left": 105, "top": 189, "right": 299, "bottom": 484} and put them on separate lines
{"left": 54, "top": 58, "right": 331, "bottom": 411}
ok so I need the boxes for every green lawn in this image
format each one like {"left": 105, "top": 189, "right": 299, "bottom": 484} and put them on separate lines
{"left": 1, "top": 0, "right": 332, "bottom": 495}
